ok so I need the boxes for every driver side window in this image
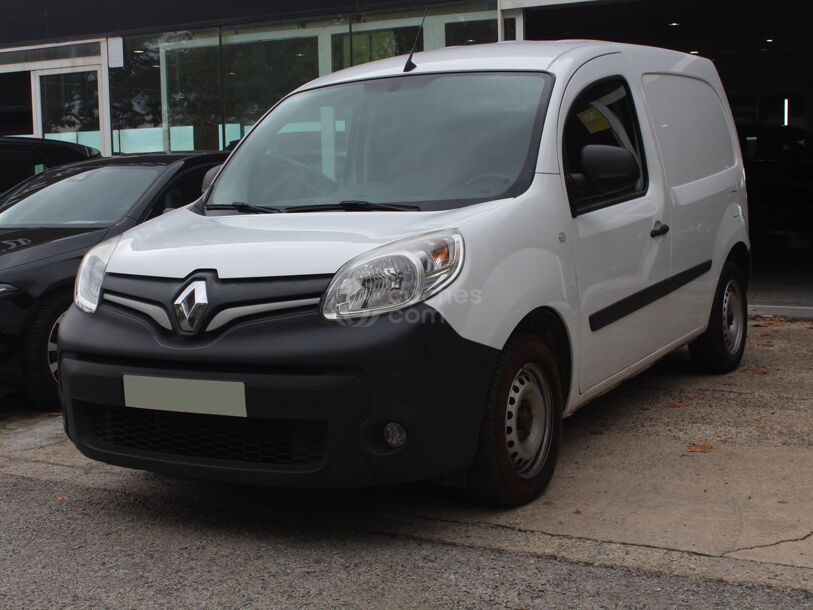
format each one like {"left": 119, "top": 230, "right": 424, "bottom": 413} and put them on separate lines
{"left": 563, "top": 77, "right": 647, "bottom": 214}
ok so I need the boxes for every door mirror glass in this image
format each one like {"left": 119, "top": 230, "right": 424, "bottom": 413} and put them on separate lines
{"left": 201, "top": 164, "right": 222, "bottom": 194}
{"left": 581, "top": 144, "right": 641, "bottom": 198}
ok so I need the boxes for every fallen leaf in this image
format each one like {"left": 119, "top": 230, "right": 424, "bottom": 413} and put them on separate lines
{"left": 670, "top": 401, "right": 685, "bottom": 409}
{"left": 760, "top": 341, "right": 775, "bottom": 348}
{"left": 778, "top": 500, "right": 788, "bottom": 505}
{"left": 752, "top": 320, "right": 785, "bottom": 328}
{"left": 56, "top": 495, "right": 69, "bottom": 502}
{"left": 688, "top": 443, "right": 713, "bottom": 453}
{"left": 752, "top": 368, "right": 770, "bottom": 376}
{"left": 573, "top": 509, "right": 582, "bottom": 515}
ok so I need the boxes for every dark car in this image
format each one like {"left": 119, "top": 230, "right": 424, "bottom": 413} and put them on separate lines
{"left": 738, "top": 125, "right": 813, "bottom": 248}
{"left": 0, "top": 152, "right": 227, "bottom": 406}
{"left": 0, "top": 137, "right": 100, "bottom": 195}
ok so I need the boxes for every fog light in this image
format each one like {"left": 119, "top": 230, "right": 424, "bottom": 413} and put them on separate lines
{"left": 383, "top": 422, "right": 407, "bottom": 449}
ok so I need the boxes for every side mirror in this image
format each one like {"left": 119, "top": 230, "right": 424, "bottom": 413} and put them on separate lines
{"left": 201, "top": 164, "right": 223, "bottom": 195}
{"left": 580, "top": 144, "right": 640, "bottom": 198}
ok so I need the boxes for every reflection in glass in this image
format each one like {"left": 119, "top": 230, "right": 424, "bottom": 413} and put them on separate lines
{"left": 211, "top": 73, "right": 549, "bottom": 210}
{"left": 110, "top": 29, "right": 221, "bottom": 154}
{"left": 445, "top": 19, "right": 498, "bottom": 46}
{"left": 165, "top": 43, "right": 221, "bottom": 151}
{"left": 107, "top": 3, "right": 497, "bottom": 154}
{"left": 40, "top": 71, "right": 101, "bottom": 150}
{"left": 223, "top": 34, "right": 320, "bottom": 146}
{"left": 332, "top": 26, "right": 421, "bottom": 71}
{"left": 0, "top": 166, "right": 164, "bottom": 227}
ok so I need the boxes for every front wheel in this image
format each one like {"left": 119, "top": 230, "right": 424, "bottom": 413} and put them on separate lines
{"left": 466, "top": 335, "right": 563, "bottom": 506}
{"left": 689, "top": 261, "right": 748, "bottom": 374}
{"left": 22, "top": 292, "right": 72, "bottom": 409}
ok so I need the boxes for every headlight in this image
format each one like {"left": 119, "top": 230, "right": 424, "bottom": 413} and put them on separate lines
{"left": 74, "top": 237, "right": 121, "bottom": 314}
{"left": 0, "top": 284, "right": 18, "bottom": 299}
{"left": 321, "top": 230, "right": 464, "bottom": 320}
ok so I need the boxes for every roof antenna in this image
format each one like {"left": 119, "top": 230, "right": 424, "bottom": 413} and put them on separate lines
{"left": 403, "top": 8, "right": 428, "bottom": 73}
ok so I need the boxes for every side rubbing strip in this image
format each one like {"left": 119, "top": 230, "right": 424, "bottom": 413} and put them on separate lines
{"left": 589, "top": 260, "right": 713, "bottom": 332}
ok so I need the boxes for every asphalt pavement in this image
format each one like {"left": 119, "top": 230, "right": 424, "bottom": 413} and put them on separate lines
{"left": 0, "top": 318, "right": 812, "bottom": 608}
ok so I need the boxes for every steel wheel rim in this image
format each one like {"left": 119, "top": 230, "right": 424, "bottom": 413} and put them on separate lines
{"left": 722, "top": 279, "right": 744, "bottom": 355}
{"left": 47, "top": 311, "right": 66, "bottom": 383}
{"left": 505, "top": 363, "right": 553, "bottom": 479}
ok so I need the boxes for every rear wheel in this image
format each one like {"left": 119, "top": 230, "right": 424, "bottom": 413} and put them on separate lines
{"left": 22, "top": 292, "right": 72, "bottom": 409}
{"left": 689, "top": 261, "right": 748, "bottom": 374}
{"left": 466, "top": 335, "right": 563, "bottom": 506}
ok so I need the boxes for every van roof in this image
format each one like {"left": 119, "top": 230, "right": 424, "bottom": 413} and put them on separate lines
{"left": 295, "top": 40, "right": 715, "bottom": 92}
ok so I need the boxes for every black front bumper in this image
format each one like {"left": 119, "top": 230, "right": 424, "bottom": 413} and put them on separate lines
{"left": 59, "top": 302, "right": 499, "bottom": 487}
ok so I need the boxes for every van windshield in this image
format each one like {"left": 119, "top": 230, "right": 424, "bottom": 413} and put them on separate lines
{"left": 208, "top": 72, "right": 551, "bottom": 211}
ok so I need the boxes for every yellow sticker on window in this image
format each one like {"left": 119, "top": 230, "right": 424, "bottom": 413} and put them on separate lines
{"left": 577, "top": 107, "right": 611, "bottom": 134}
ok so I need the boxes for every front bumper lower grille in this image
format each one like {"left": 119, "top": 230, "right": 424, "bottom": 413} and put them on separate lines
{"left": 78, "top": 401, "right": 327, "bottom": 466}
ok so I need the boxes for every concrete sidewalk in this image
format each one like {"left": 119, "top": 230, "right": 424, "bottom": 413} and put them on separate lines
{"left": 1, "top": 318, "right": 812, "bottom": 596}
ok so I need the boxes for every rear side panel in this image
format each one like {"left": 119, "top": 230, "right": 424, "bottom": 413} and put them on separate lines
{"left": 639, "top": 64, "right": 749, "bottom": 335}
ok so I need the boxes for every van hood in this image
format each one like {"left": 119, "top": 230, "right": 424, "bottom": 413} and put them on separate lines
{"left": 107, "top": 204, "right": 506, "bottom": 279}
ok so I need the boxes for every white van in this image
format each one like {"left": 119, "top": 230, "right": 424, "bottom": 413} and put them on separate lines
{"left": 59, "top": 41, "right": 749, "bottom": 505}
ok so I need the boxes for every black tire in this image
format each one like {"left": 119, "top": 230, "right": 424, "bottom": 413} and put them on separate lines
{"left": 466, "top": 334, "right": 563, "bottom": 507}
{"left": 689, "top": 261, "right": 748, "bottom": 374}
{"left": 22, "top": 292, "right": 72, "bottom": 409}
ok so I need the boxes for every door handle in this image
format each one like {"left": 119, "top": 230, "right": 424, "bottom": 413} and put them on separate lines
{"left": 650, "top": 221, "right": 670, "bottom": 238}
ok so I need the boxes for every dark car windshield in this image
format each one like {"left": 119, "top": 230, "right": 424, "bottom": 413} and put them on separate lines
{"left": 208, "top": 72, "right": 551, "bottom": 211}
{"left": 0, "top": 165, "right": 165, "bottom": 228}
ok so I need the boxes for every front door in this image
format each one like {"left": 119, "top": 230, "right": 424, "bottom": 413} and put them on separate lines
{"left": 33, "top": 66, "right": 109, "bottom": 155}
{"left": 560, "top": 54, "right": 674, "bottom": 392}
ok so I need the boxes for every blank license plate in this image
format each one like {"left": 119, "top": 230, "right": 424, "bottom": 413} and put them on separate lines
{"left": 123, "top": 375, "right": 247, "bottom": 418}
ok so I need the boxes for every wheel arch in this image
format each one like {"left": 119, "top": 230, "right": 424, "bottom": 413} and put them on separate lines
{"left": 507, "top": 306, "right": 574, "bottom": 408}
{"left": 726, "top": 241, "right": 751, "bottom": 288}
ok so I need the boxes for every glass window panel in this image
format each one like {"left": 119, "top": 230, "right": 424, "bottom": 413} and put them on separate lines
{"left": 332, "top": 26, "right": 420, "bottom": 71}
{"left": 165, "top": 43, "right": 221, "bottom": 151}
{"left": 40, "top": 70, "right": 101, "bottom": 151}
{"left": 223, "top": 36, "right": 319, "bottom": 142}
{"left": 210, "top": 72, "right": 550, "bottom": 210}
{"left": 0, "top": 166, "right": 164, "bottom": 227}
{"left": 341, "top": 3, "right": 497, "bottom": 70}
{"left": 110, "top": 29, "right": 220, "bottom": 154}
{"left": 0, "top": 42, "right": 100, "bottom": 66}
{"left": 504, "top": 17, "right": 517, "bottom": 41}
{"left": 220, "top": 16, "right": 346, "bottom": 146}
{"left": 0, "top": 72, "right": 33, "bottom": 136}
{"left": 445, "top": 19, "right": 498, "bottom": 47}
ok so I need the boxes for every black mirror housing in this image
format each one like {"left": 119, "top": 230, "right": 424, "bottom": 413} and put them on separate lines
{"left": 580, "top": 144, "right": 640, "bottom": 198}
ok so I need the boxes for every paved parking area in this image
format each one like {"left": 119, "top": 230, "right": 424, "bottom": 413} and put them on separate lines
{"left": 1, "top": 318, "right": 812, "bottom": 607}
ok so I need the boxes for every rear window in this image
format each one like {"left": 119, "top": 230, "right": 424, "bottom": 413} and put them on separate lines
{"left": 643, "top": 74, "right": 735, "bottom": 186}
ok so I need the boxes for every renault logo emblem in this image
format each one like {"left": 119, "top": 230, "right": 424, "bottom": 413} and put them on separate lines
{"left": 174, "top": 280, "right": 208, "bottom": 332}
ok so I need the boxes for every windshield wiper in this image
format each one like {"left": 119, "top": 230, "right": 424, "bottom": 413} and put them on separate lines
{"left": 287, "top": 200, "right": 419, "bottom": 213}
{"left": 205, "top": 202, "right": 283, "bottom": 214}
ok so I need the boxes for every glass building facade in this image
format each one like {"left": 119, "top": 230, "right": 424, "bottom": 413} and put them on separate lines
{"left": 107, "top": 2, "right": 498, "bottom": 154}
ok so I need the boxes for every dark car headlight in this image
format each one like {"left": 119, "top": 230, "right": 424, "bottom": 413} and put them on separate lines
{"left": 0, "top": 284, "right": 18, "bottom": 299}
{"left": 75, "top": 237, "right": 120, "bottom": 313}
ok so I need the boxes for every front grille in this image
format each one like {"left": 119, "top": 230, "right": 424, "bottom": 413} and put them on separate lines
{"left": 78, "top": 402, "right": 326, "bottom": 466}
